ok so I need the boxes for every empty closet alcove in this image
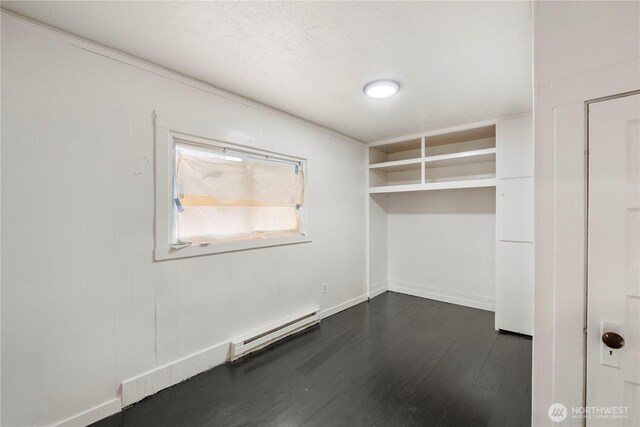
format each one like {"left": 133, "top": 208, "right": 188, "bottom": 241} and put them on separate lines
{"left": 368, "top": 115, "right": 533, "bottom": 335}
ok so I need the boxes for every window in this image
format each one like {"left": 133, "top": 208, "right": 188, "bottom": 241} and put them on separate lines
{"left": 154, "top": 116, "right": 310, "bottom": 260}
{"left": 173, "top": 142, "right": 305, "bottom": 244}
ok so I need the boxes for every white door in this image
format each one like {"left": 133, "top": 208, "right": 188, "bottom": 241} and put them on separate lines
{"left": 587, "top": 93, "right": 640, "bottom": 426}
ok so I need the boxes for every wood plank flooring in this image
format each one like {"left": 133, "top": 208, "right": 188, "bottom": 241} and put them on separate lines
{"left": 92, "top": 292, "right": 532, "bottom": 427}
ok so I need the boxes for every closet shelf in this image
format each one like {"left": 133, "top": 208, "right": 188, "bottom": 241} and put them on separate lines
{"left": 368, "top": 122, "right": 497, "bottom": 193}
{"left": 369, "top": 158, "right": 422, "bottom": 172}
{"left": 425, "top": 148, "right": 496, "bottom": 167}
{"left": 368, "top": 178, "right": 496, "bottom": 194}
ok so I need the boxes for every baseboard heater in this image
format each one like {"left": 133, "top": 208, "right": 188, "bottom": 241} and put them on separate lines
{"left": 230, "top": 306, "right": 321, "bottom": 361}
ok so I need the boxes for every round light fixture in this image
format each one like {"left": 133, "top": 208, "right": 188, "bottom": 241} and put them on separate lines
{"left": 363, "top": 79, "right": 400, "bottom": 99}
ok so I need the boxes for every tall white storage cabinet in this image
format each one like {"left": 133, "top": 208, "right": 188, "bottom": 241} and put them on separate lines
{"left": 495, "top": 115, "right": 534, "bottom": 335}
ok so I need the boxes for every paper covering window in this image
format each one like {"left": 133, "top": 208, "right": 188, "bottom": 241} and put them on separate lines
{"left": 173, "top": 143, "right": 305, "bottom": 244}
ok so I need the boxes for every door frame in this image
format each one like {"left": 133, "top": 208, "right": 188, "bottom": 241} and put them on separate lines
{"left": 534, "top": 58, "right": 639, "bottom": 425}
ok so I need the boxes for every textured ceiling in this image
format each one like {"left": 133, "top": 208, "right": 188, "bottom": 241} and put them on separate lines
{"left": 2, "top": 1, "right": 533, "bottom": 142}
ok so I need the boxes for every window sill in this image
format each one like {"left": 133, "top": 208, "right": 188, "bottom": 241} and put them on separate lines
{"left": 154, "top": 235, "right": 312, "bottom": 261}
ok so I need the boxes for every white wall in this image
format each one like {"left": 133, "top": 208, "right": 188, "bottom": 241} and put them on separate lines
{"left": 385, "top": 189, "right": 496, "bottom": 311}
{"left": 368, "top": 194, "right": 388, "bottom": 295}
{"left": 1, "top": 14, "right": 367, "bottom": 427}
{"left": 533, "top": 1, "right": 640, "bottom": 425}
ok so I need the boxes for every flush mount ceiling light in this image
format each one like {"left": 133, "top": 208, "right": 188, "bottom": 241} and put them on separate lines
{"left": 363, "top": 79, "right": 400, "bottom": 99}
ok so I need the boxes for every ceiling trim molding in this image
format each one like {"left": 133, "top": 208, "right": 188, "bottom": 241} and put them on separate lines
{"left": 1, "top": 9, "right": 366, "bottom": 146}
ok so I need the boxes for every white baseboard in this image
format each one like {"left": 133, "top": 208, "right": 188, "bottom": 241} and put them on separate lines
{"left": 53, "top": 398, "right": 121, "bottom": 427}
{"left": 320, "top": 294, "right": 368, "bottom": 319}
{"left": 368, "top": 280, "right": 388, "bottom": 299}
{"left": 388, "top": 281, "right": 495, "bottom": 312}
{"left": 121, "top": 340, "right": 230, "bottom": 407}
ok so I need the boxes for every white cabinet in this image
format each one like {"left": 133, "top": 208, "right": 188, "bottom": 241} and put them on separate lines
{"left": 497, "top": 115, "right": 533, "bottom": 178}
{"left": 497, "top": 177, "right": 534, "bottom": 242}
{"left": 495, "top": 115, "right": 534, "bottom": 335}
{"left": 495, "top": 241, "right": 534, "bottom": 334}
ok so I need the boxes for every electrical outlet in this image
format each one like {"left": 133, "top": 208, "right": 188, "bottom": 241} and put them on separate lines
{"left": 321, "top": 283, "right": 327, "bottom": 294}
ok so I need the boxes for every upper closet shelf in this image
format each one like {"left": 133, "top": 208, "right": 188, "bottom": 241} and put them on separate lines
{"left": 369, "top": 158, "right": 421, "bottom": 172}
{"left": 424, "top": 147, "right": 496, "bottom": 167}
{"left": 368, "top": 178, "right": 496, "bottom": 194}
{"left": 368, "top": 122, "right": 497, "bottom": 194}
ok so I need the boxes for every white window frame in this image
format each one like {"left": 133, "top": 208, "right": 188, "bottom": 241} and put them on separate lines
{"left": 154, "top": 115, "right": 311, "bottom": 261}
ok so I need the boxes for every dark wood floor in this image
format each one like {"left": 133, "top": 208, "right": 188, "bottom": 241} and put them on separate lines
{"left": 93, "top": 292, "right": 532, "bottom": 427}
